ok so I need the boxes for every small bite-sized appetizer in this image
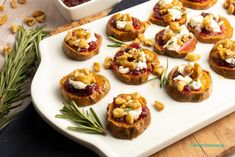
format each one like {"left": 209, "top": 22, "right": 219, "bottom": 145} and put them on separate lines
{"left": 149, "top": 0, "right": 187, "bottom": 26}
{"left": 154, "top": 22, "right": 197, "bottom": 58}
{"left": 63, "top": 28, "right": 102, "bottom": 60}
{"left": 111, "top": 43, "right": 160, "bottom": 85}
{"left": 224, "top": 0, "right": 235, "bottom": 15}
{"left": 209, "top": 39, "right": 235, "bottom": 79}
{"left": 106, "top": 13, "right": 148, "bottom": 41}
{"left": 187, "top": 12, "right": 233, "bottom": 43}
{"left": 60, "top": 68, "right": 110, "bottom": 106}
{"left": 181, "top": 0, "right": 217, "bottom": 10}
{"left": 166, "top": 63, "right": 212, "bottom": 102}
{"left": 107, "top": 92, "right": 151, "bottom": 139}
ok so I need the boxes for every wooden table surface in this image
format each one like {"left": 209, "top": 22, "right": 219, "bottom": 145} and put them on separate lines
{"left": 1, "top": 0, "right": 235, "bottom": 157}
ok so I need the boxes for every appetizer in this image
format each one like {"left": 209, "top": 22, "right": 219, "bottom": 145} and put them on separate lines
{"left": 209, "top": 39, "right": 235, "bottom": 79}
{"left": 181, "top": 0, "right": 217, "bottom": 10}
{"left": 224, "top": 0, "right": 235, "bottom": 15}
{"left": 187, "top": 12, "right": 233, "bottom": 43}
{"left": 107, "top": 92, "right": 151, "bottom": 139}
{"left": 149, "top": 0, "right": 187, "bottom": 26}
{"left": 111, "top": 43, "right": 160, "bottom": 85}
{"left": 60, "top": 68, "right": 110, "bottom": 106}
{"left": 154, "top": 22, "right": 197, "bottom": 58}
{"left": 166, "top": 63, "right": 212, "bottom": 102}
{"left": 106, "top": 13, "right": 147, "bottom": 41}
{"left": 63, "top": 28, "right": 102, "bottom": 60}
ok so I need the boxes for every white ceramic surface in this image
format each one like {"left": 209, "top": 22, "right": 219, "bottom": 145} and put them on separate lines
{"left": 32, "top": 1, "right": 235, "bottom": 157}
{"left": 53, "top": 0, "right": 121, "bottom": 21}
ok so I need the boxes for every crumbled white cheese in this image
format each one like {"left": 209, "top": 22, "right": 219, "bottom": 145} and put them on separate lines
{"left": 116, "top": 20, "right": 132, "bottom": 29}
{"left": 189, "top": 80, "right": 202, "bottom": 90}
{"left": 208, "top": 19, "right": 221, "bottom": 33}
{"left": 136, "top": 61, "right": 147, "bottom": 70}
{"left": 127, "top": 107, "right": 142, "bottom": 120}
{"left": 74, "top": 29, "right": 97, "bottom": 49}
{"left": 189, "top": 15, "right": 204, "bottom": 31}
{"left": 69, "top": 79, "right": 87, "bottom": 89}
{"left": 225, "top": 58, "right": 235, "bottom": 65}
{"left": 119, "top": 66, "right": 130, "bottom": 74}
{"left": 168, "top": 8, "right": 183, "bottom": 21}
{"left": 158, "top": 0, "right": 173, "bottom": 6}
{"left": 173, "top": 75, "right": 192, "bottom": 84}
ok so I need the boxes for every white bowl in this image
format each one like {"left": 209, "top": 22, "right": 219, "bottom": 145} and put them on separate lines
{"left": 54, "top": 0, "right": 121, "bottom": 21}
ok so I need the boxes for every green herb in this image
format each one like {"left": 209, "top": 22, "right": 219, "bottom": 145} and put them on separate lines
{"left": 160, "top": 59, "right": 169, "bottom": 88}
{"left": 0, "top": 26, "right": 48, "bottom": 128}
{"left": 124, "top": 108, "right": 132, "bottom": 112}
{"left": 107, "top": 36, "right": 126, "bottom": 47}
{"left": 56, "top": 101, "right": 106, "bottom": 135}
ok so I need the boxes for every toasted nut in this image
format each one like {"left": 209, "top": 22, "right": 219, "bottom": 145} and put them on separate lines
{"left": 169, "top": 22, "right": 180, "bottom": 31}
{"left": 184, "top": 64, "right": 193, "bottom": 76}
{"left": 143, "top": 39, "right": 154, "bottom": 47}
{"left": 123, "top": 95, "right": 132, "bottom": 101}
{"left": 175, "top": 80, "right": 186, "bottom": 91}
{"left": 125, "top": 113, "right": 134, "bottom": 124}
{"left": 24, "top": 16, "right": 36, "bottom": 26}
{"left": 83, "top": 68, "right": 90, "bottom": 75}
{"left": 191, "top": 63, "right": 202, "bottom": 80}
{"left": 10, "top": 24, "right": 19, "bottom": 34}
{"left": 124, "top": 23, "right": 134, "bottom": 32}
{"left": 127, "top": 100, "right": 141, "bottom": 109}
{"left": 2, "top": 44, "right": 12, "bottom": 55}
{"left": 10, "top": 0, "right": 17, "bottom": 9}
{"left": 185, "top": 53, "right": 201, "bottom": 62}
{"left": 0, "top": 5, "right": 4, "bottom": 12}
{"left": 133, "top": 38, "right": 141, "bottom": 44}
{"left": 138, "top": 34, "right": 145, "bottom": 42}
{"left": 163, "top": 13, "right": 172, "bottom": 22}
{"left": 112, "top": 108, "right": 126, "bottom": 118}
{"left": 93, "top": 62, "right": 101, "bottom": 73}
{"left": 0, "top": 14, "right": 7, "bottom": 26}
{"left": 32, "top": 10, "right": 46, "bottom": 23}
{"left": 228, "top": 4, "right": 235, "bottom": 14}
{"left": 153, "top": 65, "right": 164, "bottom": 76}
{"left": 104, "top": 57, "right": 113, "bottom": 69}
{"left": 143, "top": 21, "right": 151, "bottom": 28}
{"left": 18, "top": 0, "right": 27, "bottom": 4}
{"left": 115, "top": 97, "right": 126, "bottom": 105}
{"left": 154, "top": 100, "right": 165, "bottom": 111}
{"left": 132, "top": 92, "right": 140, "bottom": 99}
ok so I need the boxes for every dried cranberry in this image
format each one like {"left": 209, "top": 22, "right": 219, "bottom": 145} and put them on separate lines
{"left": 189, "top": 0, "right": 207, "bottom": 2}
{"left": 88, "top": 41, "right": 97, "bottom": 51}
{"left": 130, "top": 43, "right": 140, "bottom": 49}
{"left": 132, "top": 17, "right": 141, "bottom": 30}
{"left": 139, "top": 107, "right": 149, "bottom": 119}
{"left": 183, "top": 85, "right": 191, "bottom": 93}
{"left": 62, "top": 0, "right": 90, "bottom": 7}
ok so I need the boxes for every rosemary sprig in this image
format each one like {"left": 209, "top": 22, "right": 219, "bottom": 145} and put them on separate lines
{"left": 160, "top": 59, "right": 169, "bottom": 88}
{"left": 56, "top": 101, "right": 106, "bottom": 135}
{"left": 0, "top": 26, "right": 48, "bottom": 128}
{"left": 107, "top": 36, "right": 126, "bottom": 47}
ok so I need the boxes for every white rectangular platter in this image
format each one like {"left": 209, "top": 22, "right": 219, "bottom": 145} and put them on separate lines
{"left": 32, "top": 0, "right": 235, "bottom": 157}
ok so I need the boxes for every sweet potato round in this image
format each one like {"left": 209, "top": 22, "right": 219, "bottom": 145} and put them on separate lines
{"left": 107, "top": 94, "right": 151, "bottom": 139}
{"left": 181, "top": 0, "right": 217, "bottom": 10}
{"left": 187, "top": 17, "right": 233, "bottom": 43}
{"left": 60, "top": 72, "right": 110, "bottom": 106}
{"left": 166, "top": 67, "right": 212, "bottom": 102}
{"left": 106, "top": 14, "right": 146, "bottom": 42}
{"left": 63, "top": 34, "right": 102, "bottom": 61}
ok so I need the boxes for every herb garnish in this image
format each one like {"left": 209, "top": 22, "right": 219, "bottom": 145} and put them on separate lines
{"left": 160, "top": 59, "right": 169, "bottom": 88}
{"left": 0, "top": 26, "right": 47, "bottom": 128}
{"left": 107, "top": 36, "right": 126, "bottom": 47}
{"left": 56, "top": 101, "right": 106, "bottom": 135}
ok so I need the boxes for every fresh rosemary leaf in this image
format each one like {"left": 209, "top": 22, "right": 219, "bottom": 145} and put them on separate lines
{"left": 107, "top": 44, "right": 123, "bottom": 47}
{"left": 160, "top": 59, "right": 169, "bottom": 88}
{"left": 56, "top": 101, "right": 106, "bottom": 135}
{"left": 108, "top": 36, "right": 125, "bottom": 45}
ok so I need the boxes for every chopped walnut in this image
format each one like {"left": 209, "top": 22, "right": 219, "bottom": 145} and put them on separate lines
{"left": 0, "top": 14, "right": 8, "bottom": 26}
{"left": 32, "top": 10, "right": 46, "bottom": 23}
{"left": 18, "top": 0, "right": 27, "bottom": 4}
{"left": 125, "top": 113, "right": 134, "bottom": 124}
{"left": 24, "top": 16, "right": 36, "bottom": 26}
{"left": 10, "top": 0, "right": 17, "bottom": 9}
{"left": 2, "top": 44, "right": 12, "bottom": 55}
{"left": 93, "top": 62, "right": 101, "bottom": 73}
{"left": 185, "top": 53, "right": 201, "bottom": 62}
{"left": 191, "top": 63, "right": 203, "bottom": 80}
{"left": 10, "top": 24, "right": 19, "bottom": 34}
{"left": 143, "top": 39, "right": 154, "bottom": 47}
{"left": 224, "top": 0, "right": 235, "bottom": 14}
{"left": 216, "top": 39, "right": 235, "bottom": 60}
{"left": 0, "top": 5, "right": 4, "bottom": 12}
{"left": 72, "top": 68, "right": 96, "bottom": 85}
{"left": 154, "top": 100, "right": 165, "bottom": 111}
{"left": 169, "top": 22, "right": 180, "bottom": 31}
{"left": 104, "top": 57, "right": 113, "bottom": 69}
{"left": 153, "top": 65, "right": 164, "bottom": 76}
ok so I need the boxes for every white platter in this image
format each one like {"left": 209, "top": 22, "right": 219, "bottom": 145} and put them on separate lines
{"left": 32, "top": 0, "right": 235, "bottom": 157}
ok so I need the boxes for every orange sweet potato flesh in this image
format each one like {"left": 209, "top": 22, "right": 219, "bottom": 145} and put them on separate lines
{"left": 181, "top": 0, "right": 217, "bottom": 10}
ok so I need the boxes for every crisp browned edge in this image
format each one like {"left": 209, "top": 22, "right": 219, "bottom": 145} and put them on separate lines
{"left": 181, "top": 0, "right": 218, "bottom": 10}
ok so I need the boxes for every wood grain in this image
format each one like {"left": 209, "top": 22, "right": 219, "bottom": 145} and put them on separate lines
{"left": 1, "top": 0, "right": 235, "bottom": 156}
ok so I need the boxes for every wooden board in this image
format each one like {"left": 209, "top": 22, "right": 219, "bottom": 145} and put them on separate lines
{"left": 1, "top": 0, "right": 235, "bottom": 156}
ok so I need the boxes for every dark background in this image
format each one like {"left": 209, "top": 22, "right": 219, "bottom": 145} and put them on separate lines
{"left": 0, "top": 0, "right": 149, "bottom": 157}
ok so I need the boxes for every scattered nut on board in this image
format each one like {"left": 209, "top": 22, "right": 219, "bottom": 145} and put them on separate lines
{"left": 24, "top": 16, "right": 36, "bottom": 26}
{"left": 154, "top": 100, "right": 165, "bottom": 111}
{"left": 104, "top": 57, "right": 113, "bottom": 69}
{"left": 10, "top": 24, "right": 19, "bottom": 34}
{"left": 185, "top": 53, "right": 201, "bottom": 62}
{"left": 10, "top": 0, "right": 17, "bottom": 9}
{"left": 0, "top": 14, "right": 8, "bottom": 26}
{"left": 18, "top": 0, "right": 27, "bottom": 4}
{"left": 2, "top": 44, "right": 12, "bottom": 56}
{"left": 32, "top": 10, "right": 46, "bottom": 23}
{"left": 0, "top": 5, "right": 4, "bottom": 12}
{"left": 93, "top": 62, "right": 101, "bottom": 72}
